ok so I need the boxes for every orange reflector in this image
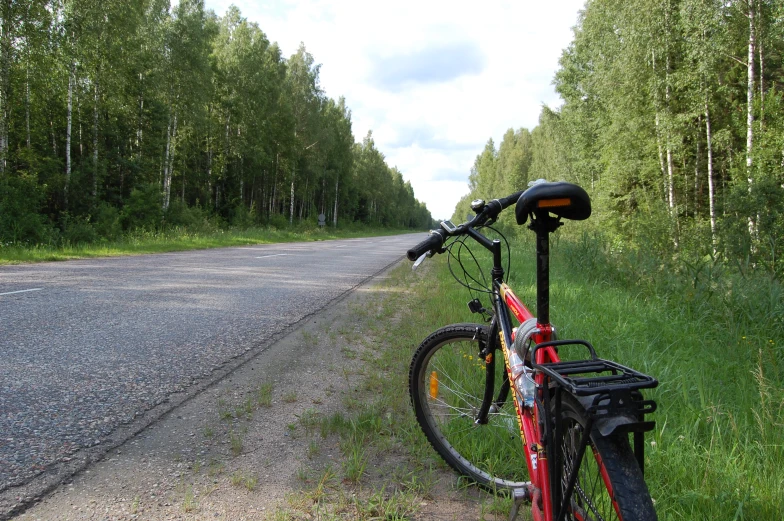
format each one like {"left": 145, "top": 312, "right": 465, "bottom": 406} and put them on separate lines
{"left": 538, "top": 198, "right": 571, "bottom": 208}
{"left": 429, "top": 371, "right": 439, "bottom": 400}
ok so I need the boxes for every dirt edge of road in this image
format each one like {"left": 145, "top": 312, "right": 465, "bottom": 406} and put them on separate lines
{"left": 8, "top": 260, "right": 496, "bottom": 521}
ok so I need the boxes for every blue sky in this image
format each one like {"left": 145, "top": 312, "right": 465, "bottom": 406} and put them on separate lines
{"left": 202, "top": 0, "right": 586, "bottom": 220}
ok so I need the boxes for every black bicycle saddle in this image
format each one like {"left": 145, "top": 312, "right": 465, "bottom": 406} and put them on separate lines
{"left": 515, "top": 181, "right": 591, "bottom": 225}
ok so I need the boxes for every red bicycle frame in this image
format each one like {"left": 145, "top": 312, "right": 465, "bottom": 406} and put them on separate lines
{"left": 497, "top": 280, "right": 558, "bottom": 521}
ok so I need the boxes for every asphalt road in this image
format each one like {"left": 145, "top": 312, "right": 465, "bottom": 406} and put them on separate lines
{"left": 0, "top": 234, "right": 422, "bottom": 496}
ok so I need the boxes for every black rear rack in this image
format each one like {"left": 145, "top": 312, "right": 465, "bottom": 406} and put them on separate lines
{"left": 531, "top": 340, "right": 658, "bottom": 396}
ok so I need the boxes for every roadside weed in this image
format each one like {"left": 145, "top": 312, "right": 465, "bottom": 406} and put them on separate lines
{"left": 341, "top": 445, "right": 367, "bottom": 483}
{"left": 229, "top": 430, "right": 243, "bottom": 456}
{"left": 256, "top": 382, "right": 274, "bottom": 407}
{"left": 182, "top": 485, "right": 197, "bottom": 513}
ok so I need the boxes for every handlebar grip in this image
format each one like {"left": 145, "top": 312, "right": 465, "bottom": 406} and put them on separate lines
{"left": 483, "top": 190, "right": 525, "bottom": 220}
{"left": 406, "top": 230, "right": 446, "bottom": 261}
{"left": 498, "top": 190, "right": 525, "bottom": 210}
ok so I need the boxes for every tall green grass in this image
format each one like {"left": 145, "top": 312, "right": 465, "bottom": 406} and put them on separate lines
{"left": 517, "top": 231, "right": 782, "bottom": 519}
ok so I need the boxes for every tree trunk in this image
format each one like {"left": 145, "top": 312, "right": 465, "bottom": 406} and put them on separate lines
{"left": 25, "top": 56, "right": 30, "bottom": 149}
{"left": 162, "top": 109, "right": 176, "bottom": 211}
{"left": 65, "top": 63, "right": 74, "bottom": 207}
{"left": 78, "top": 94, "right": 83, "bottom": 157}
{"left": 758, "top": 21, "right": 764, "bottom": 127}
{"left": 207, "top": 103, "right": 212, "bottom": 200}
{"left": 694, "top": 118, "right": 700, "bottom": 216}
{"left": 299, "top": 177, "right": 308, "bottom": 220}
{"left": 137, "top": 73, "right": 144, "bottom": 160}
{"left": 746, "top": 0, "right": 755, "bottom": 179}
{"left": 665, "top": 52, "right": 675, "bottom": 215}
{"left": 219, "top": 113, "right": 229, "bottom": 210}
{"left": 705, "top": 100, "right": 716, "bottom": 254}
{"left": 272, "top": 152, "right": 278, "bottom": 215}
{"left": 92, "top": 80, "right": 99, "bottom": 205}
{"left": 0, "top": 0, "right": 12, "bottom": 176}
{"left": 333, "top": 177, "right": 339, "bottom": 226}
{"left": 652, "top": 51, "right": 666, "bottom": 201}
{"left": 289, "top": 172, "right": 295, "bottom": 224}
{"left": 746, "top": 0, "right": 756, "bottom": 245}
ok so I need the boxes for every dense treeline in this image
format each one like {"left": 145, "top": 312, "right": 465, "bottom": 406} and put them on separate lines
{"left": 456, "top": 0, "right": 784, "bottom": 279}
{"left": 0, "top": 0, "right": 432, "bottom": 245}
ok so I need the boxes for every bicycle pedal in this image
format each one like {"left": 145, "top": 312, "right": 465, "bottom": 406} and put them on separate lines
{"left": 508, "top": 486, "right": 531, "bottom": 521}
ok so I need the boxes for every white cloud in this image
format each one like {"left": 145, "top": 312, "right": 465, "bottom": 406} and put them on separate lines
{"left": 203, "top": 0, "right": 585, "bottom": 221}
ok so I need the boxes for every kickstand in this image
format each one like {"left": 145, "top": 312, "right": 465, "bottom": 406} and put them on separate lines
{"left": 509, "top": 487, "right": 530, "bottom": 521}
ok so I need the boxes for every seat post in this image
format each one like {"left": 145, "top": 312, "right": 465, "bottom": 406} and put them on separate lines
{"left": 530, "top": 213, "right": 562, "bottom": 325}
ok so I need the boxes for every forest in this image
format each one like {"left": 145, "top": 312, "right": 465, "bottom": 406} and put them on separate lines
{"left": 0, "top": 0, "right": 433, "bottom": 246}
{"left": 456, "top": 0, "right": 784, "bottom": 280}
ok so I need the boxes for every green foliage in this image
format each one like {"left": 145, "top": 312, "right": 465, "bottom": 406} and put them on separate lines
{"left": 0, "top": 1, "right": 431, "bottom": 253}
{"left": 0, "top": 174, "right": 52, "bottom": 245}
{"left": 165, "top": 200, "right": 216, "bottom": 233}
{"left": 455, "top": 0, "right": 784, "bottom": 282}
{"left": 92, "top": 203, "right": 122, "bottom": 241}
{"left": 122, "top": 184, "right": 163, "bottom": 231}
{"left": 61, "top": 213, "right": 97, "bottom": 245}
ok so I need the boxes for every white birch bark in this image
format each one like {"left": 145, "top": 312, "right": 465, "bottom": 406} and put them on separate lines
{"left": 206, "top": 104, "right": 212, "bottom": 201}
{"left": 705, "top": 100, "right": 716, "bottom": 254}
{"left": 162, "top": 109, "right": 172, "bottom": 210}
{"left": 665, "top": 53, "right": 675, "bottom": 214}
{"left": 746, "top": 0, "right": 757, "bottom": 245}
{"left": 25, "top": 58, "right": 29, "bottom": 148}
{"left": 0, "top": 0, "right": 11, "bottom": 175}
{"left": 333, "top": 177, "right": 339, "bottom": 226}
{"left": 746, "top": 0, "right": 755, "bottom": 179}
{"left": 65, "top": 63, "right": 73, "bottom": 207}
{"left": 136, "top": 73, "right": 144, "bottom": 160}
{"left": 92, "top": 80, "right": 99, "bottom": 203}
{"left": 289, "top": 172, "right": 295, "bottom": 224}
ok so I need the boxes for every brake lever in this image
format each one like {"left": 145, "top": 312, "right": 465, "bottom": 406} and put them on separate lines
{"left": 412, "top": 252, "right": 428, "bottom": 271}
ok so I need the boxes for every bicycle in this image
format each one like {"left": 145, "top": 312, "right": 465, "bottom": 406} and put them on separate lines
{"left": 406, "top": 181, "right": 658, "bottom": 521}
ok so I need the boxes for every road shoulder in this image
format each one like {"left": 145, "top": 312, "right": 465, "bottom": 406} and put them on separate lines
{"left": 13, "top": 261, "right": 499, "bottom": 520}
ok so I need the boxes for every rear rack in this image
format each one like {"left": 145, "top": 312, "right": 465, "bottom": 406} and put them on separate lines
{"left": 531, "top": 340, "right": 658, "bottom": 396}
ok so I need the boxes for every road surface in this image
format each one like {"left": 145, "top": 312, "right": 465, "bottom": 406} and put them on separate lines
{"left": 0, "top": 234, "right": 422, "bottom": 498}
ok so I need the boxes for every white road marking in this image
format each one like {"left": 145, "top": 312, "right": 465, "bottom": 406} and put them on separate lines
{"left": 255, "top": 254, "right": 289, "bottom": 259}
{"left": 0, "top": 288, "right": 43, "bottom": 296}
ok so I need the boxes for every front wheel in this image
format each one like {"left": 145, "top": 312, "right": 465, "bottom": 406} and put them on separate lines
{"left": 409, "top": 323, "right": 530, "bottom": 491}
{"left": 557, "top": 393, "right": 657, "bottom": 521}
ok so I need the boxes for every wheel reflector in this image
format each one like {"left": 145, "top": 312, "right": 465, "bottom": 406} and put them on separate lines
{"left": 429, "top": 371, "right": 439, "bottom": 399}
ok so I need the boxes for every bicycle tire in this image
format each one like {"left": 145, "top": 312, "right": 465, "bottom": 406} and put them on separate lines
{"left": 557, "top": 393, "right": 657, "bottom": 521}
{"left": 409, "top": 323, "right": 530, "bottom": 490}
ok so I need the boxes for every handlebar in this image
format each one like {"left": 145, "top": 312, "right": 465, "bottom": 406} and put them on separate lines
{"left": 406, "top": 190, "right": 524, "bottom": 261}
{"left": 406, "top": 229, "right": 447, "bottom": 261}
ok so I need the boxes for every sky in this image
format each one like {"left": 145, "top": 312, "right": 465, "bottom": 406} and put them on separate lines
{"left": 202, "top": 0, "right": 586, "bottom": 220}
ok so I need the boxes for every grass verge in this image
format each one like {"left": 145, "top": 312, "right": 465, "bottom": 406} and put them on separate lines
{"left": 0, "top": 224, "right": 418, "bottom": 265}
{"left": 276, "top": 230, "right": 782, "bottom": 520}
